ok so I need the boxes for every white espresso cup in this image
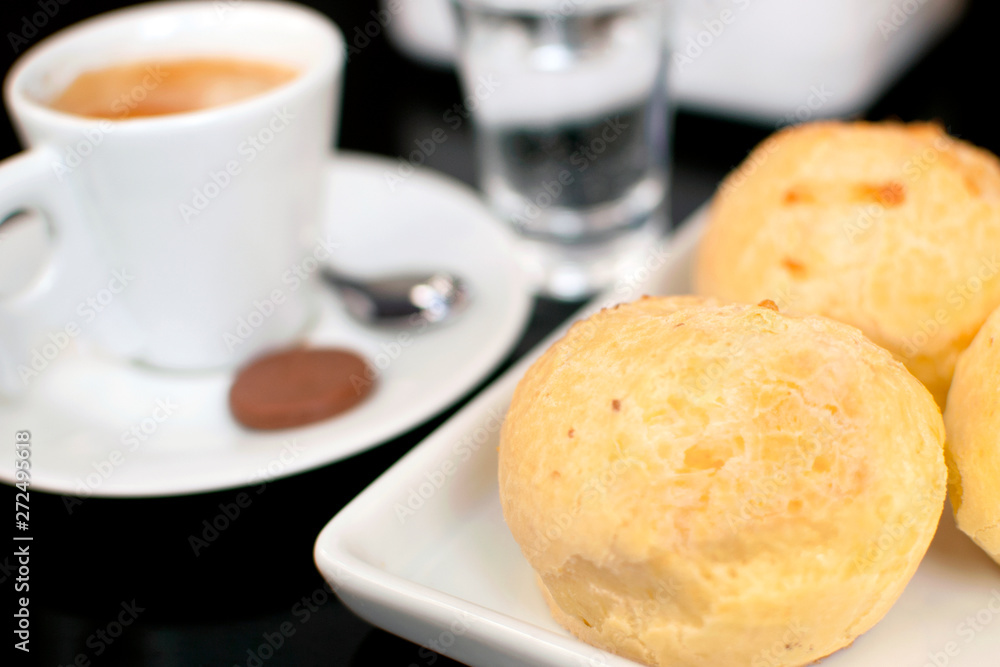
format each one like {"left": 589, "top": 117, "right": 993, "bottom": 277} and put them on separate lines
{"left": 0, "top": 1, "right": 344, "bottom": 395}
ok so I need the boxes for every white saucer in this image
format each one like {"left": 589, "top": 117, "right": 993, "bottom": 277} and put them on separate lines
{"left": 0, "top": 152, "right": 532, "bottom": 497}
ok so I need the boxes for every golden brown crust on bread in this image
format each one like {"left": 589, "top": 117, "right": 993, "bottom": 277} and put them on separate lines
{"left": 499, "top": 296, "right": 946, "bottom": 667}
{"left": 944, "top": 305, "right": 1000, "bottom": 565}
{"left": 694, "top": 121, "right": 1000, "bottom": 406}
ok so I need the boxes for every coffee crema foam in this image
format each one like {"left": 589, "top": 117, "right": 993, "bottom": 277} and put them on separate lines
{"left": 47, "top": 57, "right": 299, "bottom": 119}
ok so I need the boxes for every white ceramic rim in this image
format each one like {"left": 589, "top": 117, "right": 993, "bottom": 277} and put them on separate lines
{"left": 4, "top": 0, "right": 344, "bottom": 134}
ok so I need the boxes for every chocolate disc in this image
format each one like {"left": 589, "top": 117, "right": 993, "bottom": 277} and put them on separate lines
{"left": 229, "top": 347, "right": 374, "bottom": 430}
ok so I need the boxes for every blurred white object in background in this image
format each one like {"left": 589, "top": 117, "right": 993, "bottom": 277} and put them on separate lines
{"left": 383, "top": 0, "right": 459, "bottom": 66}
{"left": 382, "top": 0, "right": 967, "bottom": 122}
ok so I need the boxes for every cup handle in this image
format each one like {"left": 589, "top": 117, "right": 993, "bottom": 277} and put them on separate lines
{"left": 0, "top": 145, "right": 121, "bottom": 397}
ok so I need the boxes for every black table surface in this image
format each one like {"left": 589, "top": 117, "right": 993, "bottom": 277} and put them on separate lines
{"left": 2, "top": 1, "right": 998, "bottom": 665}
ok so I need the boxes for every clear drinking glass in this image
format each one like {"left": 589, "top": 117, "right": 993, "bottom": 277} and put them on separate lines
{"left": 452, "top": 0, "right": 671, "bottom": 299}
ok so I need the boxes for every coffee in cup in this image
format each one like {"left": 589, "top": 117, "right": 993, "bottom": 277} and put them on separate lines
{"left": 48, "top": 57, "right": 299, "bottom": 119}
{"left": 0, "top": 1, "right": 345, "bottom": 396}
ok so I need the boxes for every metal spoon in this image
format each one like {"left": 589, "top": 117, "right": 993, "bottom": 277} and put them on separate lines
{"left": 320, "top": 268, "right": 470, "bottom": 327}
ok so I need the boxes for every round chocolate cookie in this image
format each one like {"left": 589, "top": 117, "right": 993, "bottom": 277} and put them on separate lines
{"left": 229, "top": 347, "right": 373, "bottom": 430}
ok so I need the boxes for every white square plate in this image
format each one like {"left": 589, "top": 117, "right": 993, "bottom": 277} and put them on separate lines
{"left": 314, "top": 214, "right": 1000, "bottom": 667}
